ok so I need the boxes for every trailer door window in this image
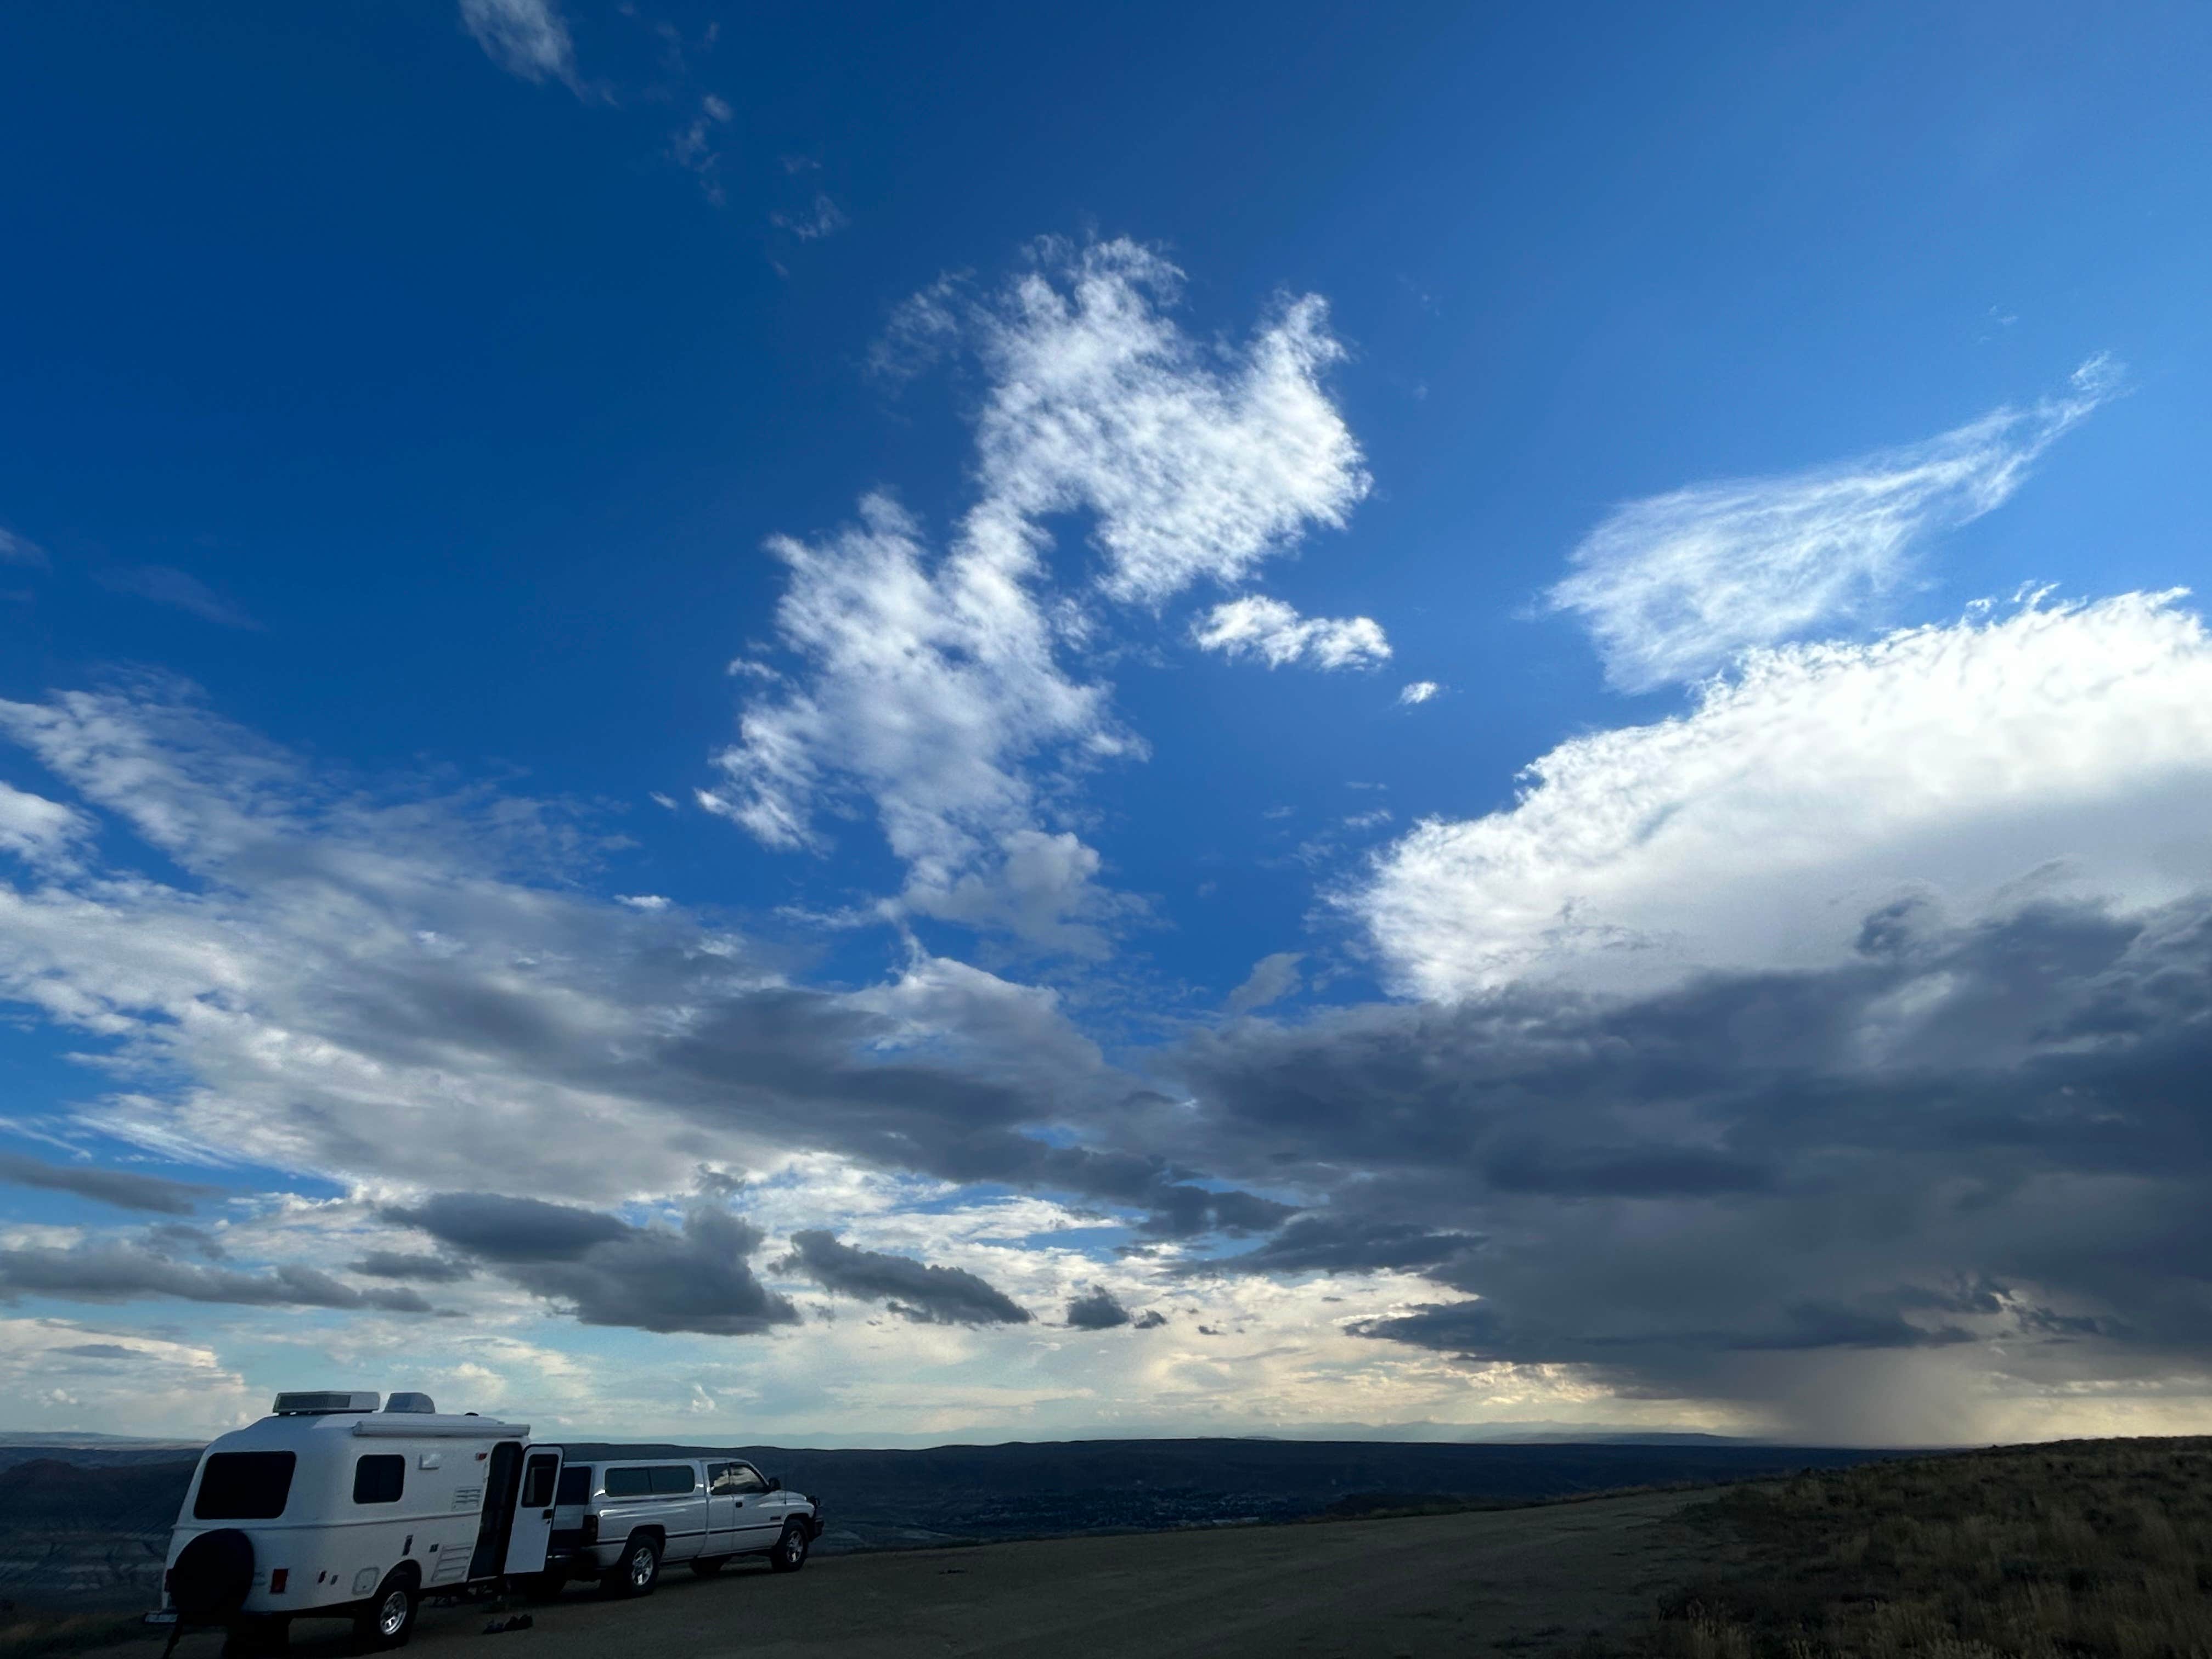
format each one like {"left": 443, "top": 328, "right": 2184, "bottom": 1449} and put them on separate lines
{"left": 194, "top": 1452, "right": 297, "bottom": 1520}
{"left": 648, "top": 1464, "right": 697, "bottom": 1496}
{"left": 353, "top": 1454, "right": 405, "bottom": 1504}
{"left": 519, "top": 1453, "right": 558, "bottom": 1509}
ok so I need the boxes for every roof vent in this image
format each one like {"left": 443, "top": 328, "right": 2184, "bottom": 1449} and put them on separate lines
{"left": 383, "top": 1392, "right": 436, "bottom": 1414}
{"left": 273, "top": 1391, "right": 379, "bottom": 1415}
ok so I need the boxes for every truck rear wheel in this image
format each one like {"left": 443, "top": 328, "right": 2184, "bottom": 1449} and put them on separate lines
{"left": 602, "top": 1534, "right": 661, "bottom": 1598}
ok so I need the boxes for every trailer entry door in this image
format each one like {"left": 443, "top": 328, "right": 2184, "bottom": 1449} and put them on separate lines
{"left": 503, "top": 1447, "right": 565, "bottom": 1576}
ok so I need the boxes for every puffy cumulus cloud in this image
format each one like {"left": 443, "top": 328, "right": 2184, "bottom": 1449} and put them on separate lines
{"left": 387, "top": 1194, "right": 799, "bottom": 1336}
{"left": 0, "top": 1318, "right": 256, "bottom": 1437}
{"left": 0, "top": 1234, "right": 435, "bottom": 1314}
{"left": 0, "top": 685, "right": 1288, "bottom": 1243}
{"left": 1192, "top": 596, "right": 1391, "bottom": 671}
{"left": 1359, "top": 592, "right": 2212, "bottom": 1000}
{"left": 1550, "top": 358, "right": 2119, "bottom": 691}
{"left": 458, "top": 0, "right": 583, "bottom": 92}
{"left": 704, "top": 239, "right": 1368, "bottom": 951}
{"left": 781, "top": 1229, "right": 1031, "bottom": 1325}
{"left": 0, "top": 1151, "right": 220, "bottom": 1215}
{"left": 1167, "top": 888, "right": 2212, "bottom": 1438}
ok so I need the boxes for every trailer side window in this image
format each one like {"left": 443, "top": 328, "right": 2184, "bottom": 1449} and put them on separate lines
{"left": 648, "top": 1465, "right": 696, "bottom": 1496}
{"left": 605, "top": 1467, "right": 651, "bottom": 1498}
{"left": 353, "top": 1455, "right": 405, "bottom": 1505}
{"left": 556, "top": 1466, "right": 592, "bottom": 1505}
{"left": 194, "top": 1452, "right": 297, "bottom": 1520}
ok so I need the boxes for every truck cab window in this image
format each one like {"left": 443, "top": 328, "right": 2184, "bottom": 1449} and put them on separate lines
{"left": 195, "top": 1452, "right": 297, "bottom": 1520}
{"left": 352, "top": 1454, "right": 405, "bottom": 1505}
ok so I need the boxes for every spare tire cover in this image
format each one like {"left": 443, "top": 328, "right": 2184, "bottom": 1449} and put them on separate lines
{"left": 171, "top": 1528, "right": 255, "bottom": 1619}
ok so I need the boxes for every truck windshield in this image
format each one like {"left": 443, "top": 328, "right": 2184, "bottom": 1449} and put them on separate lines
{"left": 194, "top": 1452, "right": 297, "bottom": 1520}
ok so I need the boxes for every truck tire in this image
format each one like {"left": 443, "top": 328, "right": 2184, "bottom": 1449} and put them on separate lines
{"left": 602, "top": 1533, "right": 661, "bottom": 1598}
{"left": 768, "top": 1522, "right": 809, "bottom": 1574}
{"left": 352, "top": 1569, "right": 418, "bottom": 1651}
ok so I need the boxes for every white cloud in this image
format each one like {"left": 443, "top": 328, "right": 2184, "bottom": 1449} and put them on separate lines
{"left": 706, "top": 240, "right": 1369, "bottom": 948}
{"left": 1397, "top": 681, "right": 1440, "bottom": 706}
{"left": 1358, "top": 590, "right": 2212, "bottom": 998}
{"left": 1548, "top": 357, "right": 2120, "bottom": 692}
{"left": 771, "top": 194, "right": 849, "bottom": 241}
{"left": 1193, "top": 596, "right": 1390, "bottom": 670}
{"left": 458, "top": 0, "right": 582, "bottom": 91}
{"left": 973, "top": 239, "right": 1368, "bottom": 605}
{"left": 0, "top": 782, "right": 89, "bottom": 868}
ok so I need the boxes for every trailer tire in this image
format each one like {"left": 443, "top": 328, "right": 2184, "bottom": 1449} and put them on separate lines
{"left": 172, "top": 1527, "right": 256, "bottom": 1623}
{"left": 602, "top": 1534, "right": 661, "bottom": 1598}
{"left": 768, "top": 1522, "right": 809, "bottom": 1574}
{"left": 352, "top": 1568, "right": 418, "bottom": 1651}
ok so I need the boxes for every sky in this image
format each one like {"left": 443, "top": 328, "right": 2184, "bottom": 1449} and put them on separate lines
{"left": 1, "top": 1, "right": 2210, "bottom": 1448}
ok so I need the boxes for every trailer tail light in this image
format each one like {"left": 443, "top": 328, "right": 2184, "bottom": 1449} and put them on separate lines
{"left": 270, "top": 1570, "right": 289, "bottom": 1594}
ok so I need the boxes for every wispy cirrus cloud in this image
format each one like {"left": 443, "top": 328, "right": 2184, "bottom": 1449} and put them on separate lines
{"left": 1193, "top": 595, "right": 1390, "bottom": 670}
{"left": 1549, "top": 356, "right": 2120, "bottom": 692}
{"left": 0, "top": 527, "right": 48, "bottom": 568}
{"left": 458, "top": 0, "right": 583, "bottom": 93}
{"left": 96, "top": 565, "right": 259, "bottom": 629}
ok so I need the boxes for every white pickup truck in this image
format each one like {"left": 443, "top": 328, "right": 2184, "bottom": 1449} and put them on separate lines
{"left": 538, "top": 1443, "right": 822, "bottom": 1596}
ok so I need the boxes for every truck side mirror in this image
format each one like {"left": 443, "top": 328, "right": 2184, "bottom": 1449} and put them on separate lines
{"left": 767, "top": 1476, "right": 782, "bottom": 1491}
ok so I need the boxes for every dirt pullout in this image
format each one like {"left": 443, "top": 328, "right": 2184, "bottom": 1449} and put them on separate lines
{"left": 78, "top": 1488, "right": 1711, "bottom": 1659}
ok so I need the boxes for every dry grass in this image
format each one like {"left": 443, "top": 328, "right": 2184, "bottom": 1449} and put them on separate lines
{"left": 1637, "top": 1438, "right": 2212, "bottom": 1659}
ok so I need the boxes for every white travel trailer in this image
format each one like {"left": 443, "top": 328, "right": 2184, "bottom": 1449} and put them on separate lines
{"left": 151, "top": 1391, "right": 563, "bottom": 1653}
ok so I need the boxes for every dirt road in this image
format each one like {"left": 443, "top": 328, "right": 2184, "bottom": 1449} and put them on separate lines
{"left": 101, "top": 1489, "right": 1711, "bottom": 1659}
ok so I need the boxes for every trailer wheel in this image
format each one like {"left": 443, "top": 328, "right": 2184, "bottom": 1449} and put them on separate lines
{"left": 602, "top": 1533, "right": 661, "bottom": 1598}
{"left": 768, "top": 1522, "right": 809, "bottom": 1574}
{"left": 352, "top": 1568, "right": 418, "bottom": 1651}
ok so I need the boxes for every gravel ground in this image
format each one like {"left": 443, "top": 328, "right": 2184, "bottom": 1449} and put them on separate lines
{"left": 80, "top": 1488, "right": 1711, "bottom": 1659}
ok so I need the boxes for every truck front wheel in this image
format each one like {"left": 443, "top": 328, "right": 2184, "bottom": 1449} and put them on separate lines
{"left": 768, "top": 1523, "right": 809, "bottom": 1574}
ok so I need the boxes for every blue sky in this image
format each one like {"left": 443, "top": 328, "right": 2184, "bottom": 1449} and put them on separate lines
{"left": 2, "top": 1, "right": 2210, "bottom": 1444}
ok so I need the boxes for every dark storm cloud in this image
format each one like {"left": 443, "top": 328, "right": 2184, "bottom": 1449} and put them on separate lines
{"left": 380, "top": 1193, "right": 629, "bottom": 1261}
{"left": 0, "top": 1152, "right": 221, "bottom": 1216}
{"left": 388, "top": 1194, "right": 797, "bottom": 1336}
{"left": 0, "top": 1240, "right": 432, "bottom": 1313}
{"left": 781, "top": 1229, "right": 1031, "bottom": 1325}
{"left": 1168, "top": 893, "right": 2212, "bottom": 1398}
{"left": 1065, "top": 1288, "right": 1130, "bottom": 1329}
{"left": 1205, "top": 1216, "right": 1481, "bottom": 1276}
{"left": 349, "top": 1250, "right": 474, "bottom": 1283}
